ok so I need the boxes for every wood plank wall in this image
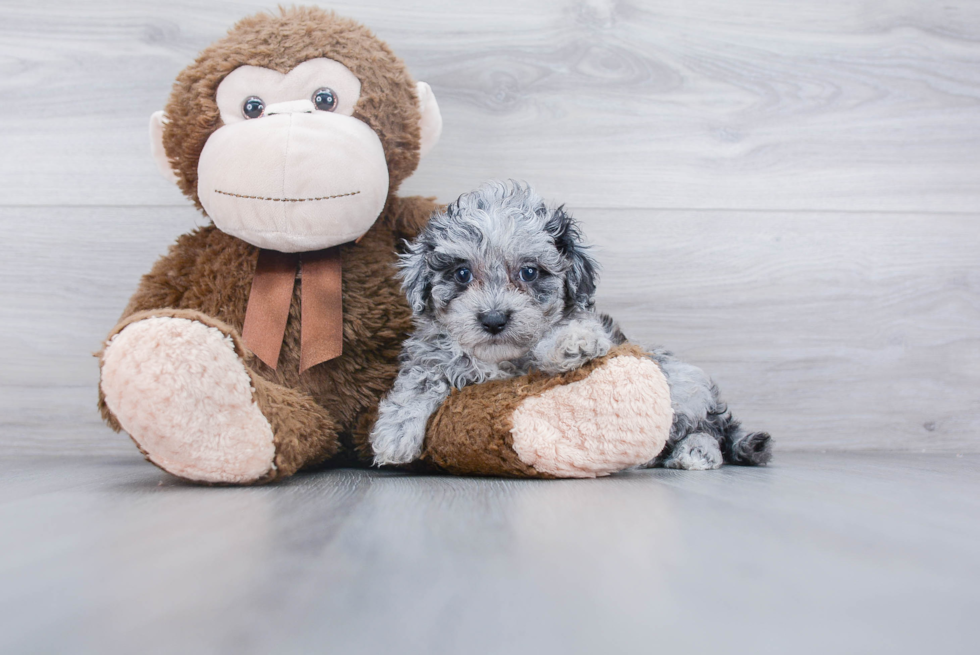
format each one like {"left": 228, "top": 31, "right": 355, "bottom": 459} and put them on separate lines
{"left": 1, "top": 0, "right": 978, "bottom": 455}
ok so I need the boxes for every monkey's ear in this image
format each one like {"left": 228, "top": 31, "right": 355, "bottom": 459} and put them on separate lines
{"left": 149, "top": 110, "right": 180, "bottom": 184}
{"left": 416, "top": 82, "right": 442, "bottom": 158}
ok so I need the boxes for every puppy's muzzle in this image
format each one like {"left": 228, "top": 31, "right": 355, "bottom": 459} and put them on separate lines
{"left": 478, "top": 310, "right": 510, "bottom": 335}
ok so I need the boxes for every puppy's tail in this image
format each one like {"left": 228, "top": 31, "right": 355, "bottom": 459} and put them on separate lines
{"left": 613, "top": 326, "right": 772, "bottom": 465}
{"left": 711, "top": 404, "right": 773, "bottom": 466}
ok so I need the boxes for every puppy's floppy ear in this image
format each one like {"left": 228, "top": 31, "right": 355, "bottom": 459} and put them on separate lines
{"left": 545, "top": 205, "right": 598, "bottom": 311}
{"left": 399, "top": 239, "right": 434, "bottom": 315}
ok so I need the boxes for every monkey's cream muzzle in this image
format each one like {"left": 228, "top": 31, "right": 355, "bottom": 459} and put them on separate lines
{"left": 196, "top": 101, "right": 389, "bottom": 253}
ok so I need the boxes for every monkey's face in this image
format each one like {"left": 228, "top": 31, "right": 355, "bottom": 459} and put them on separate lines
{"left": 151, "top": 9, "right": 443, "bottom": 254}
{"left": 192, "top": 58, "right": 386, "bottom": 253}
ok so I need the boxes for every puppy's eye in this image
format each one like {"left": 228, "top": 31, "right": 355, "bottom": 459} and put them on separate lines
{"left": 312, "top": 87, "right": 338, "bottom": 112}
{"left": 454, "top": 267, "right": 473, "bottom": 284}
{"left": 519, "top": 266, "right": 539, "bottom": 282}
{"left": 242, "top": 96, "right": 265, "bottom": 119}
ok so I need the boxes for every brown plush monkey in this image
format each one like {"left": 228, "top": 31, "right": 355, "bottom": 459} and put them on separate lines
{"left": 98, "top": 7, "right": 672, "bottom": 484}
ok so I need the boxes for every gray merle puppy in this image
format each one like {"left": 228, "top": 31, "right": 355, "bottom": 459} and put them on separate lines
{"left": 370, "top": 181, "right": 772, "bottom": 470}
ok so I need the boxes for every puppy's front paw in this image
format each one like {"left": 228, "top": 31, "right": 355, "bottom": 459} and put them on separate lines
{"left": 370, "top": 408, "right": 428, "bottom": 466}
{"left": 534, "top": 319, "right": 612, "bottom": 374}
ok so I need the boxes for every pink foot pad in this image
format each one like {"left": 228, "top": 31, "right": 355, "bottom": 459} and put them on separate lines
{"left": 510, "top": 355, "right": 673, "bottom": 478}
{"left": 101, "top": 317, "right": 276, "bottom": 484}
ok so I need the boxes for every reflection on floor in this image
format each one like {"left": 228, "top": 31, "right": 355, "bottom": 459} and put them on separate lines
{"left": 0, "top": 452, "right": 976, "bottom": 654}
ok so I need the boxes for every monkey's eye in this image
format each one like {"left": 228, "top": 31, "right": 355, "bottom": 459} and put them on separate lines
{"left": 519, "top": 266, "right": 539, "bottom": 282}
{"left": 454, "top": 267, "right": 473, "bottom": 285}
{"left": 242, "top": 96, "right": 265, "bottom": 119}
{"left": 312, "top": 87, "right": 338, "bottom": 112}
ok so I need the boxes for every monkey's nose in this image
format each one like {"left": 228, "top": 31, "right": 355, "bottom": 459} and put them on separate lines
{"left": 264, "top": 99, "right": 315, "bottom": 116}
{"left": 478, "top": 310, "right": 510, "bottom": 335}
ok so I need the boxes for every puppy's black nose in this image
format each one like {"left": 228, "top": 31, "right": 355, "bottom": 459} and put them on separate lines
{"left": 479, "top": 310, "right": 510, "bottom": 335}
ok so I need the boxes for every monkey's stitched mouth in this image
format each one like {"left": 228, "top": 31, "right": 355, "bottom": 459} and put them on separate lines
{"left": 214, "top": 189, "right": 361, "bottom": 203}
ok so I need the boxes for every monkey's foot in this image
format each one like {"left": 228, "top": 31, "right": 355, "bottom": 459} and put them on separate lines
{"left": 421, "top": 345, "right": 673, "bottom": 478}
{"left": 100, "top": 316, "right": 276, "bottom": 484}
{"left": 510, "top": 353, "right": 673, "bottom": 477}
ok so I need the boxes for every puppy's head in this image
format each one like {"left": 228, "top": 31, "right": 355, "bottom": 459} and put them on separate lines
{"left": 400, "top": 180, "right": 598, "bottom": 363}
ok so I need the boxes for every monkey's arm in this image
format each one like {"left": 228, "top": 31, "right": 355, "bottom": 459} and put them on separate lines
{"left": 118, "top": 225, "right": 253, "bottom": 322}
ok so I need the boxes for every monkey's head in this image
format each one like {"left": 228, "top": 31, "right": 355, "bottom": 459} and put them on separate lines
{"left": 150, "top": 7, "right": 442, "bottom": 253}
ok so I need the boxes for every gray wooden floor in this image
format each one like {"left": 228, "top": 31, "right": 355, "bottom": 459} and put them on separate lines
{"left": 1, "top": 452, "right": 977, "bottom": 654}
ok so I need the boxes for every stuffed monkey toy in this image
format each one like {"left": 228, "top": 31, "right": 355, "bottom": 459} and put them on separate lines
{"left": 98, "top": 7, "right": 673, "bottom": 484}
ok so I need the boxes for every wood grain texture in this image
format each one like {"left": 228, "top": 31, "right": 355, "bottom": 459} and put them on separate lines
{"left": 2, "top": 205, "right": 977, "bottom": 454}
{"left": 585, "top": 209, "right": 980, "bottom": 453}
{"left": 1, "top": 453, "right": 977, "bottom": 654}
{"left": 1, "top": 0, "right": 979, "bottom": 210}
{"left": 0, "top": 1, "right": 977, "bottom": 454}
{"left": 0, "top": 206, "right": 206, "bottom": 456}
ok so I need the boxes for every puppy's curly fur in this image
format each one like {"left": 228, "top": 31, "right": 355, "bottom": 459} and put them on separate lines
{"left": 370, "top": 181, "right": 772, "bottom": 469}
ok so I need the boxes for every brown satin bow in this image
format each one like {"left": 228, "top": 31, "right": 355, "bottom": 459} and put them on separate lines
{"left": 241, "top": 247, "right": 343, "bottom": 372}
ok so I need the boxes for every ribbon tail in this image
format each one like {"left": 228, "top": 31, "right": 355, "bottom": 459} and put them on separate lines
{"left": 242, "top": 250, "right": 298, "bottom": 370}
{"left": 300, "top": 246, "right": 344, "bottom": 372}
